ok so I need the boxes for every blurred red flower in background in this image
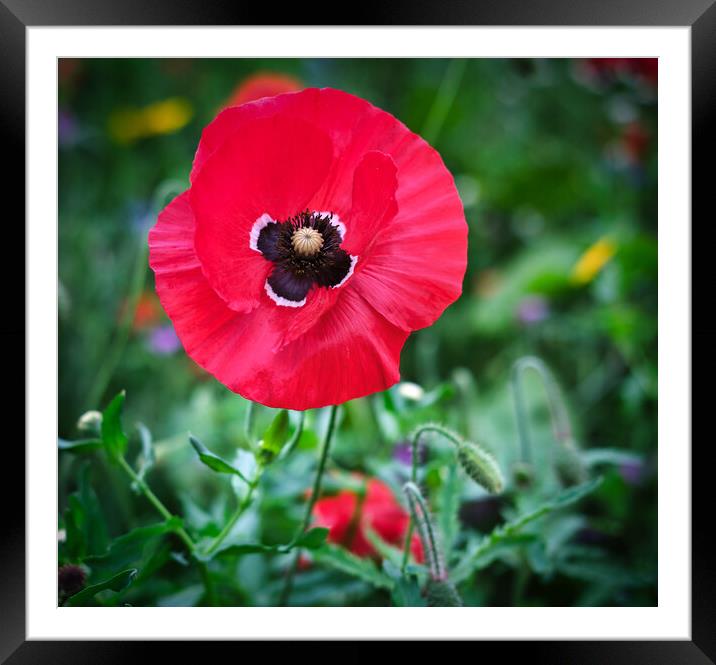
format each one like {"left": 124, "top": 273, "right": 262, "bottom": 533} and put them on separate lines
{"left": 621, "top": 121, "right": 650, "bottom": 164}
{"left": 119, "top": 291, "right": 163, "bottom": 331}
{"left": 311, "top": 477, "right": 424, "bottom": 562}
{"left": 225, "top": 72, "right": 303, "bottom": 108}
{"left": 581, "top": 58, "right": 657, "bottom": 88}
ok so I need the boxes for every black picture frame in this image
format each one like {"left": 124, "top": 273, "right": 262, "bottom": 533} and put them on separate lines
{"left": 4, "top": 0, "right": 706, "bottom": 661}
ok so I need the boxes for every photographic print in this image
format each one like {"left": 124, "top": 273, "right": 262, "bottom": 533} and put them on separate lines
{"left": 57, "top": 57, "right": 658, "bottom": 609}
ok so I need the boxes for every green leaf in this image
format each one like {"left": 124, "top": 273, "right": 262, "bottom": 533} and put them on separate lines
{"left": 210, "top": 542, "right": 282, "bottom": 557}
{"left": 58, "top": 438, "right": 103, "bottom": 454}
{"left": 83, "top": 518, "right": 182, "bottom": 578}
{"left": 65, "top": 568, "right": 137, "bottom": 606}
{"left": 383, "top": 560, "right": 427, "bottom": 607}
{"left": 294, "top": 527, "right": 330, "bottom": 550}
{"left": 63, "top": 495, "right": 87, "bottom": 561}
{"left": 450, "top": 476, "right": 603, "bottom": 584}
{"left": 311, "top": 544, "right": 393, "bottom": 589}
{"left": 210, "top": 527, "right": 329, "bottom": 560}
{"left": 158, "top": 584, "right": 205, "bottom": 607}
{"left": 189, "top": 434, "right": 249, "bottom": 483}
{"left": 60, "top": 463, "right": 109, "bottom": 561}
{"left": 101, "top": 391, "right": 128, "bottom": 462}
{"left": 582, "top": 448, "right": 643, "bottom": 468}
{"left": 258, "top": 409, "right": 290, "bottom": 464}
{"left": 135, "top": 422, "right": 155, "bottom": 481}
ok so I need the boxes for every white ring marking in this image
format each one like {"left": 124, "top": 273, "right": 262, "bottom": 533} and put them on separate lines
{"left": 264, "top": 280, "right": 307, "bottom": 308}
{"left": 250, "top": 213, "right": 276, "bottom": 252}
{"left": 332, "top": 255, "right": 358, "bottom": 289}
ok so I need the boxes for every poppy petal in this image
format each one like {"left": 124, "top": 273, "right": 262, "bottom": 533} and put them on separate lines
{"left": 191, "top": 114, "right": 333, "bottom": 313}
{"left": 340, "top": 150, "right": 398, "bottom": 257}
{"left": 350, "top": 144, "right": 467, "bottom": 331}
{"left": 149, "top": 193, "right": 407, "bottom": 410}
{"left": 243, "top": 287, "right": 408, "bottom": 409}
{"left": 149, "top": 191, "right": 245, "bottom": 352}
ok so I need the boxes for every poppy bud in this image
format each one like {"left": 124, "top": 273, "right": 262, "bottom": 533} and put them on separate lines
{"left": 58, "top": 564, "right": 86, "bottom": 600}
{"left": 512, "top": 461, "right": 533, "bottom": 489}
{"left": 456, "top": 441, "right": 504, "bottom": 494}
{"left": 403, "top": 482, "right": 445, "bottom": 582}
{"left": 76, "top": 410, "right": 102, "bottom": 436}
{"left": 554, "top": 444, "right": 587, "bottom": 486}
{"left": 424, "top": 578, "right": 463, "bottom": 607}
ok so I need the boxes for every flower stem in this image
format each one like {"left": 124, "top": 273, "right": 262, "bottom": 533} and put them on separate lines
{"left": 279, "top": 404, "right": 339, "bottom": 606}
{"left": 281, "top": 410, "right": 306, "bottom": 460}
{"left": 118, "top": 456, "right": 196, "bottom": 552}
{"left": 401, "top": 424, "right": 463, "bottom": 573}
{"left": 403, "top": 482, "right": 445, "bottom": 581}
{"left": 204, "top": 473, "right": 261, "bottom": 557}
{"left": 117, "top": 455, "right": 217, "bottom": 604}
{"left": 244, "top": 400, "right": 256, "bottom": 448}
{"left": 511, "top": 356, "right": 577, "bottom": 464}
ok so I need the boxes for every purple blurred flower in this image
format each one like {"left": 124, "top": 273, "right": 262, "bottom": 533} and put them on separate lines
{"left": 147, "top": 324, "right": 181, "bottom": 355}
{"left": 619, "top": 459, "right": 647, "bottom": 486}
{"left": 516, "top": 295, "right": 550, "bottom": 325}
{"left": 393, "top": 439, "right": 428, "bottom": 467}
{"left": 58, "top": 108, "right": 79, "bottom": 147}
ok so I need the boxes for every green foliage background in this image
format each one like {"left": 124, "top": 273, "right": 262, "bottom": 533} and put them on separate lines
{"left": 58, "top": 58, "right": 657, "bottom": 608}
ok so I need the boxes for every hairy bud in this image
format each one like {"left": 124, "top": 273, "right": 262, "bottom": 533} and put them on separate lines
{"left": 425, "top": 578, "right": 463, "bottom": 607}
{"left": 456, "top": 441, "right": 504, "bottom": 494}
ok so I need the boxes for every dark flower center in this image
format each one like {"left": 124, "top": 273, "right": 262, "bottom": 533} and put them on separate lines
{"left": 256, "top": 211, "right": 354, "bottom": 304}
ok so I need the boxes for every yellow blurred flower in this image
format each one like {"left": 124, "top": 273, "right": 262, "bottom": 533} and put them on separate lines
{"left": 108, "top": 97, "right": 193, "bottom": 144}
{"left": 571, "top": 237, "right": 617, "bottom": 285}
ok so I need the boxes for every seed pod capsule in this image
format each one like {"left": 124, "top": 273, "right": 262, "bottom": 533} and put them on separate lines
{"left": 456, "top": 441, "right": 504, "bottom": 494}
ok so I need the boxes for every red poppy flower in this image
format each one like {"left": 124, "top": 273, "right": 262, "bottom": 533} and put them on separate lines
{"left": 224, "top": 72, "right": 302, "bottom": 108}
{"left": 149, "top": 88, "right": 467, "bottom": 410}
{"left": 312, "top": 478, "right": 424, "bottom": 562}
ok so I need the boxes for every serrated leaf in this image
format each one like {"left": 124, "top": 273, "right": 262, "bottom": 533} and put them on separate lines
{"left": 101, "top": 391, "right": 128, "bottom": 462}
{"left": 83, "top": 518, "right": 182, "bottom": 578}
{"left": 311, "top": 544, "right": 393, "bottom": 589}
{"left": 258, "top": 409, "right": 290, "bottom": 464}
{"left": 556, "top": 556, "right": 654, "bottom": 588}
{"left": 210, "top": 527, "right": 329, "bottom": 560}
{"left": 60, "top": 463, "right": 109, "bottom": 562}
{"left": 189, "top": 434, "right": 249, "bottom": 483}
{"left": 65, "top": 568, "right": 137, "bottom": 606}
{"left": 451, "top": 476, "right": 603, "bottom": 584}
{"left": 294, "top": 527, "right": 329, "bottom": 550}
{"left": 58, "top": 438, "right": 103, "bottom": 454}
{"left": 383, "top": 560, "right": 427, "bottom": 607}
